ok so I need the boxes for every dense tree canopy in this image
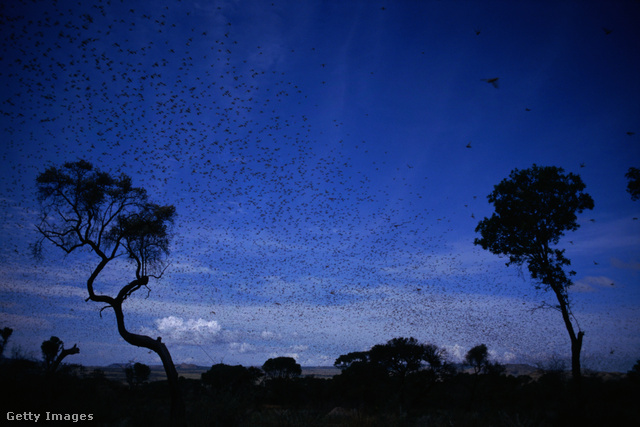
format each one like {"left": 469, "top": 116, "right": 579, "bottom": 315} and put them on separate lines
{"left": 369, "top": 337, "right": 443, "bottom": 379}
{"left": 34, "top": 160, "right": 176, "bottom": 279}
{"left": 475, "top": 165, "right": 594, "bottom": 291}
{"left": 335, "top": 337, "right": 451, "bottom": 380}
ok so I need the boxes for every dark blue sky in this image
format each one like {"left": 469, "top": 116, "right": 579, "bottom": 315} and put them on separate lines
{"left": 1, "top": 0, "right": 639, "bottom": 371}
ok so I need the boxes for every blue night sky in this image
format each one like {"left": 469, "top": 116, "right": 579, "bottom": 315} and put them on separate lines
{"left": 1, "top": 0, "right": 639, "bottom": 372}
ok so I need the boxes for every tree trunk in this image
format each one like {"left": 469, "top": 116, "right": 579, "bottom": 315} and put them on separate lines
{"left": 50, "top": 344, "right": 80, "bottom": 373}
{"left": 111, "top": 299, "right": 187, "bottom": 426}
{"left": 551, "top": 285, "right": 583, "bottom": 385}
{"left": 156, "top": 338, "right": 187, "bottom": 426}
{"left": 571, "top": 331, "right": 584, "bottom": 385}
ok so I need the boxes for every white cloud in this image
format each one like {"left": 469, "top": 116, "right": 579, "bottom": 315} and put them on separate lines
{"left": 229, "top": 342, "right": 256, "bottom": 354}
{"left": 443, "top": 344, "right": 466, "bottom": 362}
{"left": 153, "top": 316, "right": 222, "bottom": 344}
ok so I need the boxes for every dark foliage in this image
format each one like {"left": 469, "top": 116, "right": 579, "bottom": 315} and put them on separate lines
{"left": 626, "top": 167, "right": 640, "bottom": 201}
{"left": 475, "top": 165, "right": 594, "bottom": 289}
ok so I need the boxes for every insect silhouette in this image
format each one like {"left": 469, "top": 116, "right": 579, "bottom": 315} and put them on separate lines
{"left": 482, "top": 77, "right": 499, "bottom": 88}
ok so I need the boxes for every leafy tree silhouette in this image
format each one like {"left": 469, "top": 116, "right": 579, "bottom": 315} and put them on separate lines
{"left": 626, "top": 167, "right": 640, "bottom": 201}
{"left": 335, "top": 337, "right": 453, "bottom": 411}
{"left": 0, "top": 327, "right": 12, "bottom": 358}
{"left": 260, "top": 357, "right": 302, "bottom": 406}
{"left": 334, "top": 350, "right": 388, "bottom": 408}
{"left": 32, "top": 160, "right": 185, "bottom": 425}
{"left": 371, "top": 337, "right": 453, "bottom": 410}
{"left": 262, "top": 356, "right": 301, "bottom": 380}
{"left": 369, "top": 337, "right": 444, "bottom": 380}
{"left": 475, "top": 164, "right": 593, "bottom": 384}
{"left": 464, "top": 344, "right": 504, "bottom": 376}
{"left": 464, "top": 344, "right": 505, "bottom": 408}
{"left": 201, "top": 363, "right": 263, "bottom": 393}
{"left": 465, "top": 344, "right": 490, "bottom": 375}
{"left": 41, "top": 336, "right": 79, "bottom": 373}
{"left": 124, "top": 362, "right": 151, "bottom": 389}
{"left": 334, "top": 351, "right": 369, "bottom": 370}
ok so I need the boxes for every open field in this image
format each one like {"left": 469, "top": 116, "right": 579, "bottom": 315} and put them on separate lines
{"left": 90, "top": 364, "right": 343, "bottom": 383}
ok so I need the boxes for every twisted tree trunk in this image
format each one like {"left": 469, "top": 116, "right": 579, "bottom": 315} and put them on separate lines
{"left": 89, "top": 275, "right": 186, "bottom": 426}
